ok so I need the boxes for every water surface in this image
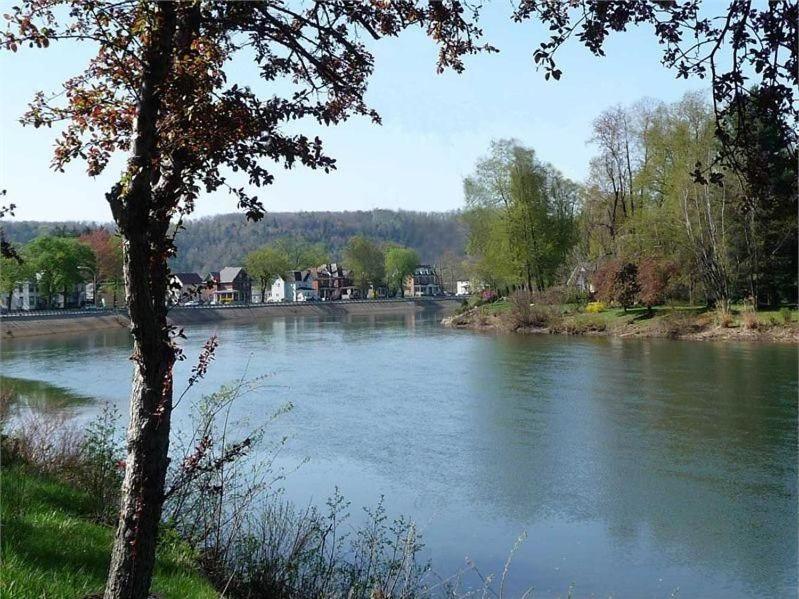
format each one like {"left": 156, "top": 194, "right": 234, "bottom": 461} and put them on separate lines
{"left": 1, "top": 312, "right": 796, "bottom": 597}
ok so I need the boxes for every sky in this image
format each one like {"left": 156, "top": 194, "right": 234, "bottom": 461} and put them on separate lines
{"left": 0, "top": 4, "right": 703, "bottom": 223}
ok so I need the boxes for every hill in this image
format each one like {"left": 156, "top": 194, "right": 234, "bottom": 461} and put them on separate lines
{"left": 2, "top": 209, "right": 467, "bottom": 273}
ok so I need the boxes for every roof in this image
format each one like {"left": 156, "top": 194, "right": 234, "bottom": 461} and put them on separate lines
{"left": 219, "top": 266, "right": 245, "bottom": 283}
{"left": 172, "top": 272, "right": 203, "bottom": 286}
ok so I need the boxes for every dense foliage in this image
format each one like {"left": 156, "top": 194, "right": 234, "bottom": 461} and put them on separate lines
{"left": 463, "top": 92, "right": 797, "bottom": 309}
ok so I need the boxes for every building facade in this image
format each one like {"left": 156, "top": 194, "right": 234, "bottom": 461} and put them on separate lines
{"left": 405, "top": 265, "right": 442, "bottom": 297}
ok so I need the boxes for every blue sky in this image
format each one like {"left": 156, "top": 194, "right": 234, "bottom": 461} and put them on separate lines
{"left": 0, "top": 4, "right": 702, "bottom": 222}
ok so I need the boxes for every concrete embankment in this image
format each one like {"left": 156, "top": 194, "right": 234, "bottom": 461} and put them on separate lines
{"left": 1, "top": 299, "right": 460, "bottom": 340}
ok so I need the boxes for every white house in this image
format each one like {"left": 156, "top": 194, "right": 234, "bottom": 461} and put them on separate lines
{"left": 269, "top": 271, "right": 318, "bottom": 302}
{"left": 2, "top": 280, "right": 41, "bottom": 311}
{"left": 269, "top": 275, "right": 291, "bottom": 302}
{"left": 456, "top": 280, "right": 471, "bottom": 296}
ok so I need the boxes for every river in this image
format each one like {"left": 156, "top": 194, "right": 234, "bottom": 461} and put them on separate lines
{"left": 1, "top": 311, "right": 796, "bottom": 597}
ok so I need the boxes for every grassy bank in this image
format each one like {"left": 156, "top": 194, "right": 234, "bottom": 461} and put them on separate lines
{"left": 443, "top": 298, "right": 799, "bottom": 343}
{"left": 0, "top": 464, "right": 216, "bottom": 599}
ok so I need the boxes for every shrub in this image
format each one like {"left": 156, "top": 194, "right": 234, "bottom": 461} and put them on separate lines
{"left": 742, "top": 312, "right": 760, "bottom": 330}
{"left": 531, "top": 285, "right": 587, "bottom": 306}
{"left": 77, "top": 404, "right": 124, "bottom": 522}
{"left": 508, "top": 289, "right": 534, "bottom": 329}
{"left": 585, "top": 301, "right": 606, "bottom": 313}
{"left": 717, "top": 309, "right": 734, "bottom": 328}
{"left": 780, "top": 307, "right": 793, "bottom": 324}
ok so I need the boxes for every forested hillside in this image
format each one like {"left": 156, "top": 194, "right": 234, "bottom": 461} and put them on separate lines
{"left": 1, "top": 209, "right": 466, "bottom": 273}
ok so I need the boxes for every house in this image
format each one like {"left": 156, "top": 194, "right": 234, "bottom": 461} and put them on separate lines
{"left": 567, "top": 265, "right": 595, "bottom": 294}
{"left": 269, "top": 274, "right": 290, "bottom": 302}
{"left": 209, "top": 267, "right": 251, "bottom": 304}
{"left": 456, "top": 280, "right": 471, "bottom": 296}
{"left": 1, "top": 280, "right": 42, "bottom": 311}
{"left": 268, "top": 270, "right": 318, "bottom": 302}
{"left": 289, "top": 270, "right": 318, "bottom": 301}
{"left": 405, "top": 265, "right": 442, "bottom": 297}
{"left": 169, "top": 272, "right": 205, "bottom": 305}
{"left": 312, "top": 263, "right": 357, "bottom": 301}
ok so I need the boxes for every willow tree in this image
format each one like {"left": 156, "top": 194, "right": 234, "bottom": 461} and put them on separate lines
{"left": 3, "top": 3, "right": 491, "bottom": 597}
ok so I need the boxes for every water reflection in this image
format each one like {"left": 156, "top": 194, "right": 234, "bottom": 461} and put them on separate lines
{"left": 0, "top": 315, "right": 795, "bottom": 596}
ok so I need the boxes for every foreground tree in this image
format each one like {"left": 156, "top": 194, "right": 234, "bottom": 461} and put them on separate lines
{"left": 517, "top": 0, "right": 797, "bottom": 182}
{"left": 3, "top": 3, "right": 491, "bottom": 597}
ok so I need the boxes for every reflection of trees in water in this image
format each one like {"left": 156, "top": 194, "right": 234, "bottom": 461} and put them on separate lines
{"left": 463, "top": 336, "right": 797, "bottom": 595}
{"left": 1, "top": 374, "right": 93, "bottom": 410}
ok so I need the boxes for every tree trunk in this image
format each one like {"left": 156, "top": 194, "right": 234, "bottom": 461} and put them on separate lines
{"left": 105, "top": 229, "right": 175, "bottom": 599}
{"left": 104, "top": 4, "right": 177, "bottom": 599}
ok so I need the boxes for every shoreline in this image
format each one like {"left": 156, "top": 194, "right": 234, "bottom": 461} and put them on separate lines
{"left": 442, "top": 304, "right": 799, "bottom": 344}
{"left": 1, "top": 298, "right": 460, "bottom": 339}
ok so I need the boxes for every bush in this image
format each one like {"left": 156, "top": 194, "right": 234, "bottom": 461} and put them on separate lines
{"left": 585, "top": 301, "right": 606, "bottom": 313}
{"left": 742, "top": 311, "right": 760, "bottom": 330}
{"left": 77, "top": 404, "right": 124, "bottom": 522}
{"left": 508, "top": 289, "right": 534, "bottom": 329}
{"left": 531, "top": 285, "right": 587, "bottom": 306}
{"left": 717, "top": 309, "right": 734, "bottom": 328}
{"left": 780, "top": 307, "right": 793, "bottom": 324}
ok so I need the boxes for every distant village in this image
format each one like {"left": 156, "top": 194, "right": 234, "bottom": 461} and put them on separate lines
{"left": 3, "top": 262, "right": 472, "bottom": 312}
{"left": 170, "top": 263, "right": 468, "bottom": 306}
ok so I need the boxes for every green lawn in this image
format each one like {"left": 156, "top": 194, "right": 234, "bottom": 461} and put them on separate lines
{"left": 0, "top": 465, "right": 217, "bottom": 599}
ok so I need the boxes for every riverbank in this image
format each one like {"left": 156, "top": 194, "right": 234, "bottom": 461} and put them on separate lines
{"left": 0, "top": 464, "right": 216, "bottom": 599}
{"left": 442, "top": 300, "right": 799, "bottom": 343}
{"left": 0, "top": 298, "right": 459, "bottom": 339}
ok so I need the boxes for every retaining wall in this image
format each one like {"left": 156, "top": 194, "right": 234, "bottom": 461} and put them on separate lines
{"left": 1, "top": 298, "right": 460, "bottom": 339}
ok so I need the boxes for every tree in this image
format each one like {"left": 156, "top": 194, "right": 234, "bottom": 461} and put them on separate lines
{"left": 79, "top": 229, "right": 124, "bottom": 306}
{"left": 722, "top": 87, "right": 798, "bottom": 307}
{"left": 517, "top": 1, "right": 797, "bottom": 180}
{"left": 594, "top": 260, "right": 639, "bottom": 313}
{"left": 384, "top": 246, "right": 419, "bottom": 297}
{"left": 273, "top": 237, "right": 328, "bottom": 272}
{"left": 24, "top": 236, "right": 96, "bottom": 307}
{"left": 463, "top": 140, "right": 578, "bottom": 291}
{"left": 638, "top": 258, "right": 676, "bottom": 314}
{"left": 244, "top": 245, "right": 291, "bottom": 302}
{"left": 0, "top": 252, "right": 30, "bottom": 310}
{"left": 344, "top": 236, "right": 386, "bottom": 296}
{"left": 3, "top": 3, "right": 492, "bottom": 597}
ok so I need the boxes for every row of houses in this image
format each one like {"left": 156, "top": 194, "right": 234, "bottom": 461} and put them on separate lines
{"left": 171, "top": 263, "right": 449, "bottom": 306}
{"left": 2, "top": 262, "right": 454, "bottom": 312}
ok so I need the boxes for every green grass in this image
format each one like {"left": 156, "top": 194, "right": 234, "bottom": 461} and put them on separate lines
{"left": 0, "top": 464, "right": 217, "bottom": 599}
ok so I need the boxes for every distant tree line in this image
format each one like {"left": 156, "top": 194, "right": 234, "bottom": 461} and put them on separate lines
{"left": 1, "top": 209, "right": 466, "bottom": 276}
